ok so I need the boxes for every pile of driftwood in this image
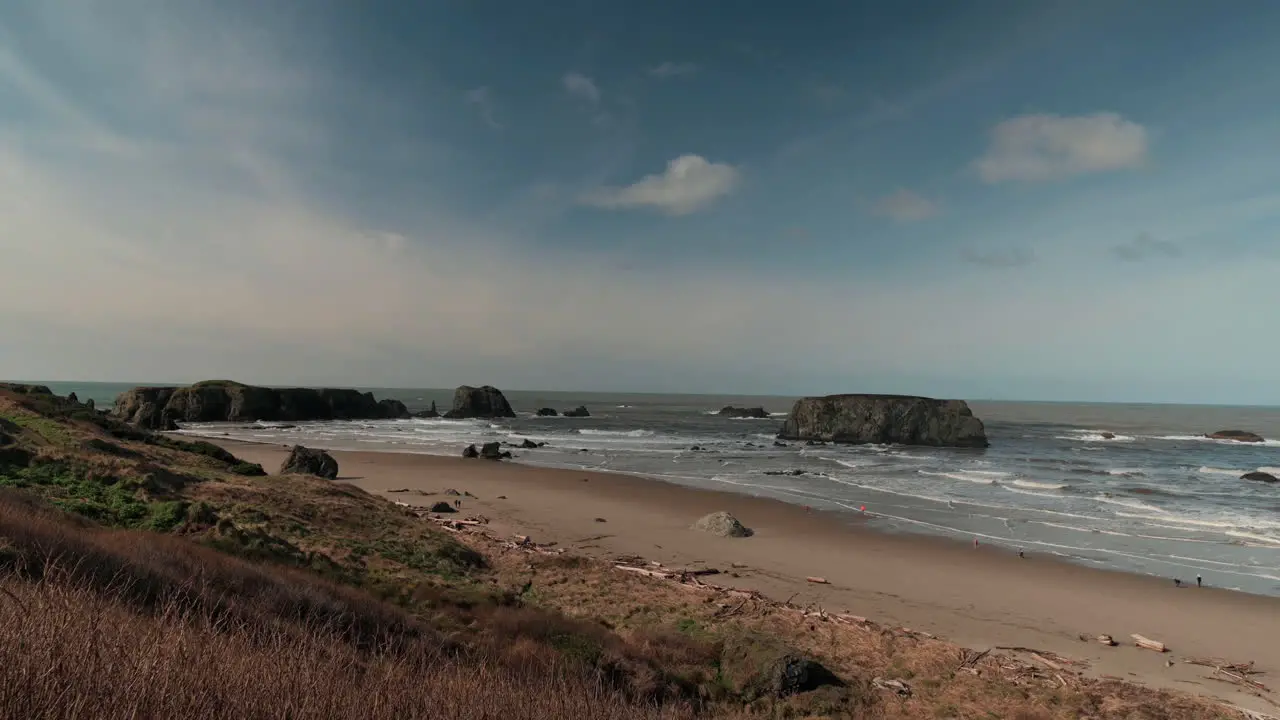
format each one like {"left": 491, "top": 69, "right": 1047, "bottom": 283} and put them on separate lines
{"left": 1183, "top": 657, "right": 1277, "bottom": 710}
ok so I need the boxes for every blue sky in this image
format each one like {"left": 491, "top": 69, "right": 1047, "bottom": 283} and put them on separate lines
{"left": 2, "top": 1, "right": 1279, "bottom": 403}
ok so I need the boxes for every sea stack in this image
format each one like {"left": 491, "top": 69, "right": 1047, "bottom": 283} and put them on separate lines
{"left": 442, "top": 385, "right": 516, "bottom": 419}
{"left": 112, "top": 380, "right": 411, "bottom": 429}
{"left": 777, "top": 394, "right": 988, "bottom": 448}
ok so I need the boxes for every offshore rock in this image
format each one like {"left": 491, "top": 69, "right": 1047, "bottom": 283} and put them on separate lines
{"left": 777, "top": 394, "right": 988, "bottom": 448}
{"left": 442, "top": 385, "right": 516, "bottom": 419}
{"left": 112, "top": 380, "right": 409, "bottom": 429}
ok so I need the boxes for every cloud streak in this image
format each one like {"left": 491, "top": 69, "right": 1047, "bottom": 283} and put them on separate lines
{"left": 1112, "top": 232, "right": 1180, "bottom": 261}
{"left": 975, "top": 113, "right": 1148, "bottom": 183}
{"left": 649, "top": 62, "right": 698, "bottom": 78}
{"left": 579, "top": 155, "right": 740, "bottom": 216}
{"left": 872, "top": 189, "right": 937, "bottom": 222}
{"left": 464, "top": 86, "right": 501, "bottom": 129}
{"left": 960, "top": 247, "right": 1035, "bottom": 268}
{"left": 562, "top": 72, "right": 601, "bottom": 103}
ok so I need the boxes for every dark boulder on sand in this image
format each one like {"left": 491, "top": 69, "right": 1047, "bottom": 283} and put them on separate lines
{"left": 692, "top": 511, "right": 753, "bottom": 538}
{"left": 113, "top": 380, "right": 409, "bottom": 429}
{"left": 462, "top": 444, "right": 479, "bottom": 458}
{"left": 280, "top": 445, "right": 338, "bottom": 479}
{"left": 429, "top": 501, "right": 457, "bottom": 513}
{"left": 718, "top": 406, "right": 771, "bottom": 419}
{"left": 1206, "top": 430, "right": 1265, "bottom": 443}
{"left": 536, "top": 407, "right": 558, "bottom": 417}
{"left": 480, "top": 441, "right": 511, "bottom": 460}
{"left": 562, "top": 405, "right": 591, "bottom": 418}
{"left": 1242, "top": 471, "right": 1278, "bottom": 483}
{"left": 442, "top": 385, "right": 515, "bottom": 419}
{"left": 519, "top": 439, "right": 539, "bottom": 449}
{"left": 778, "top": 394, "right": 988, "bottom": 448}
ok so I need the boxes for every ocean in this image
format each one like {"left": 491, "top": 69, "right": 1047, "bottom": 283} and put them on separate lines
{"left": 31, "top": 381, "right": 1280, "bottom": 597}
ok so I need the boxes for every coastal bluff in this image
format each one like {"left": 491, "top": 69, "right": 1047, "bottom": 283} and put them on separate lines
{"left": 777, "top": 394, "right": 988, "bottom": 448}
{"left": 113, "top": 380, "right": 410, "bottom": 429}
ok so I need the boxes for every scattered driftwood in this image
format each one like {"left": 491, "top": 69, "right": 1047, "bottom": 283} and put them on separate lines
{"left": 995, "top": 647, "right": 1086, "bottom": 672}
{"left": 872, "top": 677, "right": 912, "bottom": 697}
{"left": 1098, "top": 634, "right": 1117, "bottom": 647}
{"left": 387, "top": 488, "right": 411, "bottom": 493}
{"left": 1131, "top": 634, "right": 1167, "bottom": 653}
{"left": 806, "top": 576, "right": 830, "bottom": 584}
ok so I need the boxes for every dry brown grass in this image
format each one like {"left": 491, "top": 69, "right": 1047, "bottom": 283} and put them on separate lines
{"left": 0, "top": 574, "right": 693, "bottom": 720}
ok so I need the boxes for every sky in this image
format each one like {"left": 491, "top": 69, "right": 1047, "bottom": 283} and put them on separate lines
{"left": 2, "top": 1, "right": 1279, "bottom": 404}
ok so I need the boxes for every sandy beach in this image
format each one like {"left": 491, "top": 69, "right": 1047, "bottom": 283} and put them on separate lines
{"left": 217, "top": 440, "right": 1280, "bottom": 713}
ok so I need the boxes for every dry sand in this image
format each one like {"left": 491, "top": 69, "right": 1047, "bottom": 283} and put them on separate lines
{"left": 217, "top": 439, "right": 1280, "bottom": 713}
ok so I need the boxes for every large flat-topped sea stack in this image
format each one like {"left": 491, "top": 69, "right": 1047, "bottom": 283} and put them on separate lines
{"left": 442, "top": 385, "right": 516, "bottom": 419}
{"left": 777, "top": 394, "right": 988, "bottom": 448}
{"left": 113, "top": 380, "right": 410, "bottom": 429}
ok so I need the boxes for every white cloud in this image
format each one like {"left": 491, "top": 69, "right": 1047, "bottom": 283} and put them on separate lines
{"left": 649, "top": 62, "right": 698, "bottom": 78}
{"left": 974, "top": 112, "right": 1148, "bottom": 183}
{"left": 562, "top": 72, "right": 600, "bottom": 104}
{"left": 464, "top": 86, "right": 501, "bottom": 129}
{"left": 872, "top": 189, "right": 937, "bottom": 222}
{"left": 579, "top": 155, "right": 740, "bottom": 216}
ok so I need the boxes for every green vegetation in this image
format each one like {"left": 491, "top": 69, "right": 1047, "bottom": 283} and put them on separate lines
{"left": 0, "top": 462, "right": 188, "bottom": 531}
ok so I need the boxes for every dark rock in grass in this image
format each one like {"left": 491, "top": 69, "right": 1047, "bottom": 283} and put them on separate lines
{"left": 279, "top": 445, "right": 338, "bottom": 479}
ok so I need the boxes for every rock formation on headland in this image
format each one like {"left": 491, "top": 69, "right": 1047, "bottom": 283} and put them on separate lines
{"left": 442, "top": 386, "right": 516, "bottom": 419}
{"left": 279, "top": 445, "right": 339, "bottom": 479}
{"left": 1206, "top": 429, "right": 1265, "bottom": 443}
{"left": 562, "top": 405, "right": 591, "bottom": 418}
{"left": 536, "top": 407, "right": 558, "bottom": 417}
{"left": 777, "top": 394, "right": 988, "bottom": 448}
{"left": 113, "top": 380, "right": 410, "bottom": 429}
{"left": 414, "top": 401, "right": 440, "bottom": 418}
{"left": 718, "top": 406, "right": 770, "bottom": 419}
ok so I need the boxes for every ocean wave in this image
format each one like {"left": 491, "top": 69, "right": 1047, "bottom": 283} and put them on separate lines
{"left": 1056, "top": 430, "right": 1133, "bottom": 442}
{"left": 1094, "top": 494, "right": 1167, "bottom": 514}
{"left": 1258, "top": 466, "right": 1280, "bottom": 475}
{"left": 1199, "top": 466, "right": 1244, "bottom": 476}
{"left": 1152, "top": 434, "right": 1280, "bottom": 447}
{"left": 1107, "top": 468, "right": 1145, "bottom": 476}
{"left": 576, "top": 428, "right": 655, "bottom": 438}
{"left": 1011, "top": 479, "right": 1067, "bottom": 490}
{"left": 918, "top": 470, "right": 1001, "bottom": 485}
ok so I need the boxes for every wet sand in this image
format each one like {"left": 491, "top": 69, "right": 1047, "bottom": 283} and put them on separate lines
{"left": 217, "top": 440, "right": 1280, "bottom": 713}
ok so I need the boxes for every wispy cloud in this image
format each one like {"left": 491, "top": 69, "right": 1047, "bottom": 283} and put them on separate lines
{"left": 464, "top": 86, "right": 501, "bottom": 129}
{"left": 578, "top": 155, "right": 739, "bottom": 216}
{"left": 974, "top": 112, "right": 1148, "bottom": 183}
{"left": 1112, "top": 232, "right": 1180, "bottom": 261}
{"left": 562, "top": 72, "right": 600, "bottom": 103}
{"left": 872, "top": 189, "right": 938, "bottom": 222}
{"left": 960, "top": 247, "right": 1035, "bottom": 268}
{"left": 648, "top": 61, "right": 698, "bottom": 78}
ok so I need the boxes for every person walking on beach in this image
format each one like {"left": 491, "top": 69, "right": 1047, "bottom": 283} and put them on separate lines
{"left": 1197, "top": 575, "right": 1202, "bottom": 587}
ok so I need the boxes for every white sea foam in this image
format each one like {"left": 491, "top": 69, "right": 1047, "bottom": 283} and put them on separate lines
{"left": 918, "top": 470, "right": 1000, "bottom": 485}
{"left": 576, "top": 428, "right": 655, "bottom": 438}
{"left": 1056, "top": 430, "right": 1133, "bottom": 442}
{"left": 1011, "top": 479, "right": 1067, "bottom": 490}
{"left": 1198, "top": 466, "right": 1243, "bottom": 476}
{"left": 1107, "top": 468, "right": 1144, "bottom": 476}
{"left": 1094, "top": 495, "right": 1166, "bottom": 513}
{"left": 1257, "top": 467, "right": 1280, "bottom": 475}
{"left": 1153, "top": 434, "right": 1280, "bottom": 447}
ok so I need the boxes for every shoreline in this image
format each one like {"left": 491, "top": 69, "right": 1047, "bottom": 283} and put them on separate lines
{"left": 207, "top": 435, "right": 1280, "bottom": 713}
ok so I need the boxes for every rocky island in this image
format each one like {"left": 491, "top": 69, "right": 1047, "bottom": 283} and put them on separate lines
{"left": 442, "top": 385, "right": 516, "bottom": 419}
{"left": 777, "top": 394, "right": 988, "bottom": 448}
{"left": 113, "top": 380, "right": 410, "bottom": 429}
{"left": 717, "top": 406, "right": 770, "bottom": 419}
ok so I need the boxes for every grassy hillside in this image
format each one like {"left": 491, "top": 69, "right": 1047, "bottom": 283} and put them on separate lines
{"left": 0, "top": 384, "right": 1237, "bottom": 719}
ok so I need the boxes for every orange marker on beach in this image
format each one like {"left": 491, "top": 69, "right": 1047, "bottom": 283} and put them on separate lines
{"left": 860, "top": 505, "right": 866, "bottom": 512}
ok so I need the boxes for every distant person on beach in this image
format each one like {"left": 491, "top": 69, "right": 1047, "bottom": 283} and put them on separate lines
{"left": 1197, "top": 575, "right": 1202, "bottom": 587}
